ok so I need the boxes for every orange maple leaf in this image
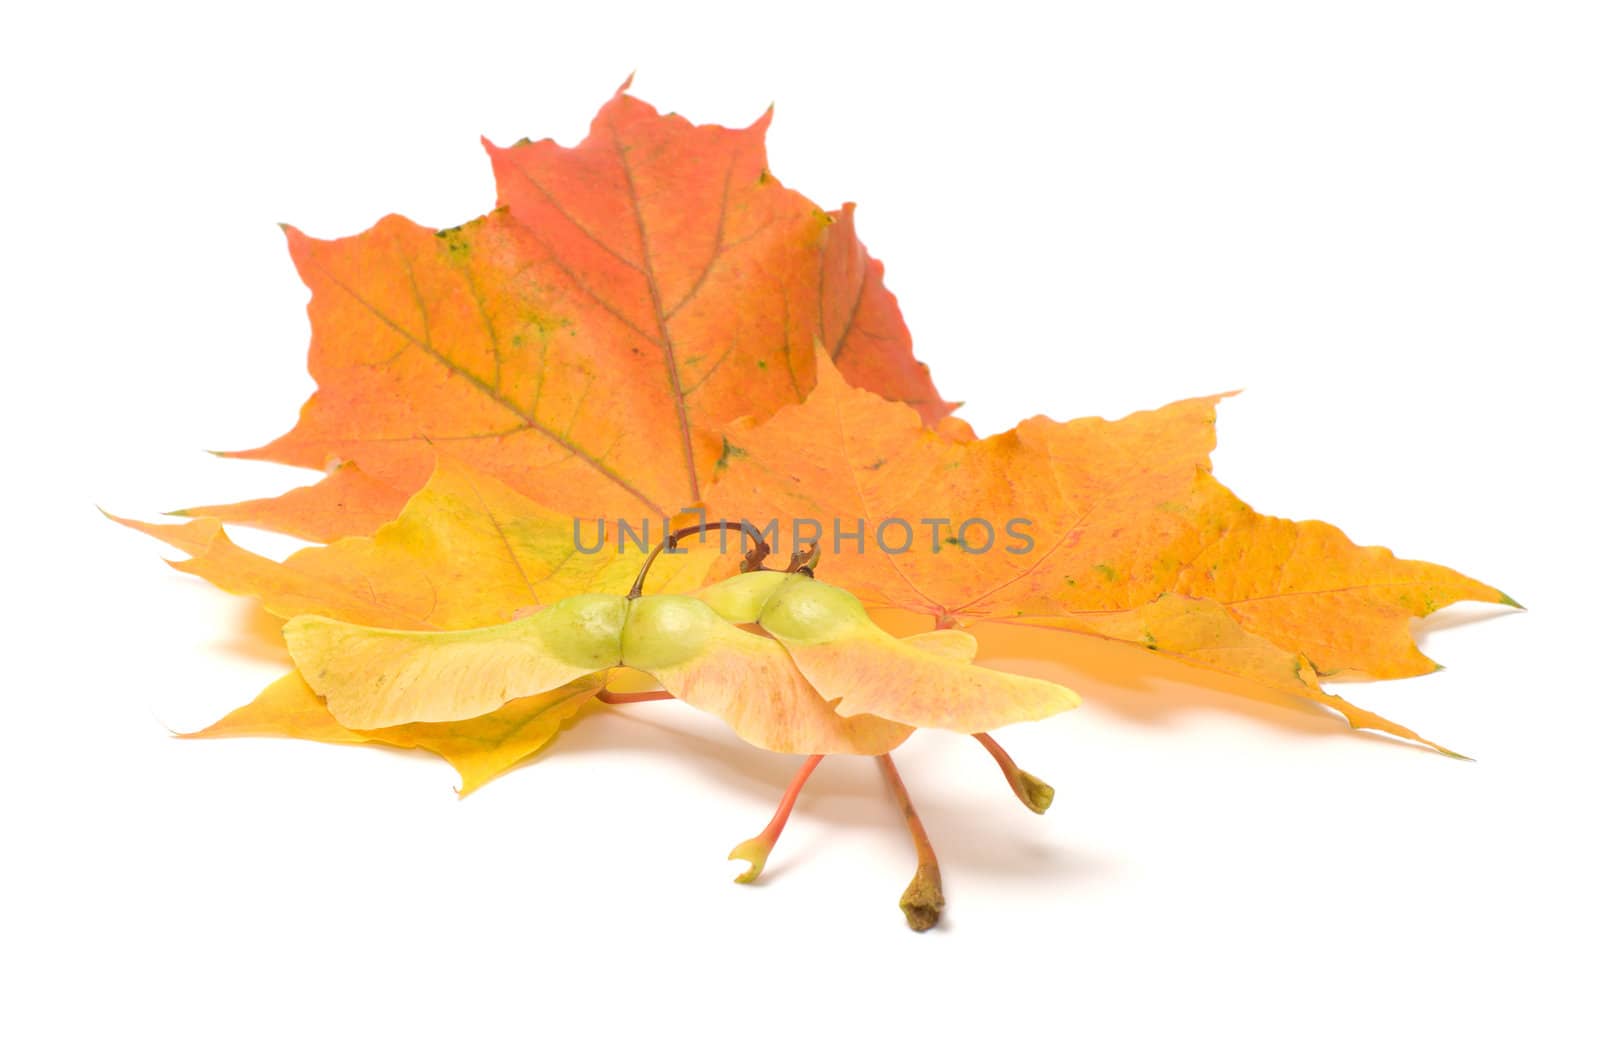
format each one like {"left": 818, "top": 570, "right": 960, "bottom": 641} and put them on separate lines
{"left": 705, "top": 356, "right": 1515, "bottom": 754}
{"left": 186, "top": 84, "right": 952, "bottom": 543}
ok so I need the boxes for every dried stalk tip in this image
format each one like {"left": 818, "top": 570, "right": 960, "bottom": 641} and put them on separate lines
{"left": 727, "top": 837, "right": 771, "bottom": 885}
{"left": 1016, "top": 770, "right": 1055, "bottom": 814}
{"left": 899, "top": 865, "right": 944, "bottom": 932}
{"left": 727, "top": 754, "right": 823, "bottom": 885}
{"left": 974, "top": 733, "right": 1056, "bottom": 815}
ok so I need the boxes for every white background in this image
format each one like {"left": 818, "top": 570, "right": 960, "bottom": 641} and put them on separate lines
{"left": 4, "top": 2, "right": 1595, "bottom": 1060}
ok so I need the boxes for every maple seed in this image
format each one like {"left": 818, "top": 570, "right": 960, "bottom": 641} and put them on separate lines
{"left": 974, "top": 732, "right": 1055, "bottom": 814}
{"left": 729, "top": 754, "right": 824, "bottom": 884}
{"left": 878, "top": 753, "right": 944, "bottom": 931}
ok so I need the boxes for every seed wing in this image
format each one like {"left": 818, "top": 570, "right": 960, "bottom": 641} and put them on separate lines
{"left": 901, "top": 628, "right": 980, "bottom": 662}
{"left": 649, "top": 623, "right": 911, "bottom": 755}
{"left": 284, "top": 614, "right": 612, "bottom": 729}
{"left": 775, "top": 626, "right": 1080, "bottom": 733}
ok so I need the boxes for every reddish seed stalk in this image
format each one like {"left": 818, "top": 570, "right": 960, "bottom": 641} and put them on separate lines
{"left": 729, "top": 754, "right": 824, "bottom": 883}
{"left": 758, "top": 754, "right": 824, "bottom": 850}
{"left": 973, "top": 732, "right": 1056, "bottom": 814}
{"left": 595, "top": 689, "right": 676, "bottom": 705}
{"left": 877, "top": 753, "right": 944, "bottom": 931}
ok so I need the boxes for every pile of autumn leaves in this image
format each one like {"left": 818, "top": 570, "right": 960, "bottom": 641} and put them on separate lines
{"left": 118, "top": 89, "right": 1511, "bottom": 791}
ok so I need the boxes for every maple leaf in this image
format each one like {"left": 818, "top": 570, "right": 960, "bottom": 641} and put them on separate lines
{"left": 118, "top": 459, "right": 717, "bottom": 630}
{"left": 704, "top": 356, "right": 1514, "bottom": 754}
{"left": 170, "top": 462, "right": 410, "bottom": 545}
{"left": 114, "top": 459, "right": 716, "bottom": 787}
{"left": 190, "top": 84, "right": 953, "bottom": 543}
{"left": 193, "top": 672, "right": 603, "bottom": 796}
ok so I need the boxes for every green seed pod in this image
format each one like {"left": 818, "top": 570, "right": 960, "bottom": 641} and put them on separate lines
{"left": 619, "top": 595, "right": 716, "bottom": 672}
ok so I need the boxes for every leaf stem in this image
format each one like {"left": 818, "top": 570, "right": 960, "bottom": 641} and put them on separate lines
{"left": 728, "top": 754, "right": 824, "bottom": 884}
{"left": 973, "top": 732, "right": 1056, "bottom": 814}
{"left": 877, "top": 753, "right": 944, "bottom": 931}
{"left": 627, "top": 518, "right": 769, "bottom": 598}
